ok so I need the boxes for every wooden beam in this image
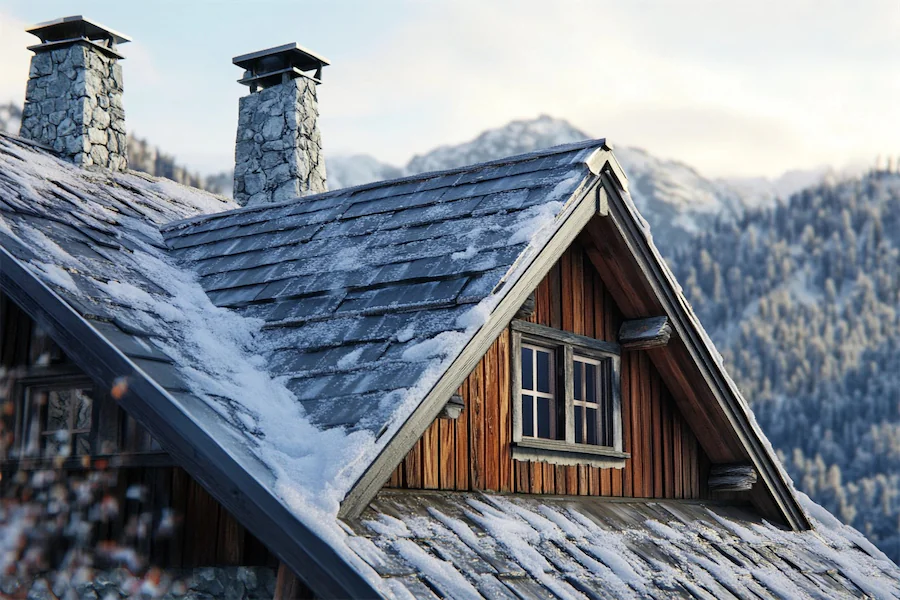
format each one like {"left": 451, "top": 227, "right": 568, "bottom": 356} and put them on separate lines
{"left": 275, "top": 563, "right": 313, "bottom": 600}
{"left": 618, "top": 316, "right": 672, "bottom": 350}
{"left": 709, "top": 463, "right": 758, "bottom": 492}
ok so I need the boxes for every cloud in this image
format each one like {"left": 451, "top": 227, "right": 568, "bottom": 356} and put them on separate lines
{"left": 323, "top": 0, "right": 900, "bottom": 177}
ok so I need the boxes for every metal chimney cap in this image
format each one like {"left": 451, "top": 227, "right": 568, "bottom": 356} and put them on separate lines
{"left": 233, "top": 43, "right": 330, "bottom": 89}
{"left": 26, "top": 15, "right": 130, "bottom": 58}
{"left": 233, "top": 43, "right": 330, "bottom": 71}
{"left": 27, "top": 15, "right": 131, "bottom": 45}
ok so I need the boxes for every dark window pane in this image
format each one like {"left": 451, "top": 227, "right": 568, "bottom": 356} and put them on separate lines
{"left": 74, "top": 390, "right": 92, "bottom": 429}
{"left": 75, "top": 433, "right": 91, "bottom": 455}
{"left": 586, "top": 408, "right": 598, "bottom": 445}
{"left": 522, "top": 395, "right": 534, "bottom": 437}
{"left": 574, "top": 361, "right": 583, "bottom": 401}
{"left": 521, "top": 348, "right": 533, "bottom": 391}
{"left": 536, "top": 351, "right": 551, "bottom": 393}
{"left": 575, "top": 406, "right": 583, "bottom": 444}
{"left": 46, "top": 391, "right": 68, "bottom": 432}
{"left": 537, "top": 397, "right": 552, "bottom": 439}
{"left": 585, "top": 363, "right": 597, "bottom": 404}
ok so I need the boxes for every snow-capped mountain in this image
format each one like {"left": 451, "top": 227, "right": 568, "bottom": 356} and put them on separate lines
{"left": 330, "top": 115, "right": 778, "bottom": 248}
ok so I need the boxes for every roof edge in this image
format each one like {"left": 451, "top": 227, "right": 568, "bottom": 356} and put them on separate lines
{"left": 0, "top": 247, "right": 381, "bottom": 598}
{"left": 162, "top": 138, "right": 610, "bottom": 232}
{"left": 599, "top": 174, "right": 811, "bottom": 531}
{"left": 338, "top": 160, "right": 608, "bottom": 519}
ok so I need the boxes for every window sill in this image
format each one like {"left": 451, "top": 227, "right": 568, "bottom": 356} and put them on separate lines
{"left": 512, "top": 438, "right": 629, "bottom": 469}
{"left": 0, "top": 451, "right": 174, "bottom": 472}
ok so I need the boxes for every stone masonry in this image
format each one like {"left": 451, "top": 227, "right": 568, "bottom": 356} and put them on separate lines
{"left": 233, "top": 76, "right": 326, "bottom": 206}
{"left": 19, "top": 44, "right": 127, "bottom": 171}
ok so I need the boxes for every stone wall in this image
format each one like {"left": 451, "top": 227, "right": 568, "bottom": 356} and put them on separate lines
{"left": 234, "top": 77, "right": 326, "bottom": 206}
{"left": 2, "top": 566, "right": 277, "bottom": 599}
{"left": 19, "top": 44, "right": 127, "bottom": 171}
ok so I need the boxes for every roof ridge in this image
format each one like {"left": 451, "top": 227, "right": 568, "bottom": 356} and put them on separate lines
{"left": 161, "top": 137, "right": 608, "bottom": 232}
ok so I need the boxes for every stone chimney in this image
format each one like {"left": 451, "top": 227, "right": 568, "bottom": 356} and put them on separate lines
{"left": 232, "top": 43, "right": 329, "bottom": 206}
{"left": 19, "top": 16, "right": 130, "bottom": 171}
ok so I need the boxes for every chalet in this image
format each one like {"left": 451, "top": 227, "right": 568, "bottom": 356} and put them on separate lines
{"left": 0, "top": 14, "right": 898, "bottom": 600}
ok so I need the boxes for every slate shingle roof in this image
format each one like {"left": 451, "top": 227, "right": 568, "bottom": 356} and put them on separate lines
{"left": 351, "top": 491, "right": 900, "bottom": 599}
{"left": 161, "top": 140, "right": 600, "bottom": 434}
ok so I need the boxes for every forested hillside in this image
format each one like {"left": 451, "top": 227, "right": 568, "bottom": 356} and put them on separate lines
{"left": 672, "top": 169, "right": 900, "bottom": 559}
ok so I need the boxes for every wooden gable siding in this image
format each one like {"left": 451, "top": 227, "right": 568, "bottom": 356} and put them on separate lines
{"left": 385, "top": 242, "right": 710, "bottom": 499}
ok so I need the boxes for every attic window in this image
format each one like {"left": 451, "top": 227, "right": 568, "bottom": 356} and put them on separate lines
{"left": 19, "top": 378, "right": 94, "bottom": 459}
{"left": 520, "top": 344, "right": 556, "bottom": 439}
{"left": 511, "top": 321, "right": 628, "bottom": 468}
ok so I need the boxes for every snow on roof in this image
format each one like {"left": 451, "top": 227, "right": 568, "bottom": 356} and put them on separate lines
{"left": 0, "top": 132, "right": 603, "bottom": 592}
{"left": 351, "top": 490, "right": 900, "bottom": 599}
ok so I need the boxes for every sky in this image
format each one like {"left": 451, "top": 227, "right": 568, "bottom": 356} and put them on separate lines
{"left": 0, "top": 0, "right": 898, "bottom": 179}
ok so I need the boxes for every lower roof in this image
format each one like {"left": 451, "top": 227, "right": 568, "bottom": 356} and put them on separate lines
{"left": 350, "top": 490, "right": 900, "bottom": 599}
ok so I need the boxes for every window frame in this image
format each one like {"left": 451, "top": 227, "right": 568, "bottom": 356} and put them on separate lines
{"left": 1, "top": 367, "right": 173, "bottom": 470}
{"left": 12, "top": 370, "right": 96, "bottom": 460}
{"left": 510, "top": 320, "right": 627, "bottom": 468}
{"left": 518, "top": 342, "right": 558, "bottom": 440}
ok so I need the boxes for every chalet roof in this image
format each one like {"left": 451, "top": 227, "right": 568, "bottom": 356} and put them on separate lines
{"left": 0, "top": 129, "right": 889, "bottom": 597}
{"left": 350, "top": 491, "right": 900, "bottom": 599}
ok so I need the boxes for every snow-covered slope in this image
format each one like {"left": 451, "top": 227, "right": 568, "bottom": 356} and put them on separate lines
{"left": 0, "top": 103, "right": 21, "bottom": 135}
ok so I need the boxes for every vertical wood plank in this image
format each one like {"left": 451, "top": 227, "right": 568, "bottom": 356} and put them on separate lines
{"left": 469, "top": 361, "right": 485, "bottom": 490}
{"left": 184, "top": 478, "right": 220, "bottom": 567}
{"left": 577, "top": 465, "right": 588, "bottom": 495}
{"left": 217, "top": 507, "right": 245, "bottom": 566}
{"left": 629, "top": 352, "right": 643, "bottom": 497}
{"left": 572, "top": 246, "right": 585, "bottom": 336}
{"left": 555, "top": 465, "right": 566, "bottom": 494}
{"left": 529, "top": 461, "right": 543, "bottom": 494}
{"left": 543, "top": 463, "right": 555, "bottom": 494}
{"left": 484, "top": 340, "right": 500, "bottom": 491}
{"left": 662, "top": 387, "right": 674, "bottom": 498}
{"left": 388, "top": 463, "right": 402, "bottom": 488}
{"left": 641, "top": 354, "right": 653, "bottom": 497}
{"left": 673, "top": 409, "right": 684, "bottom": 499}
{"left": 584, "top": 254, "right": 595, "bottom": 341}
{"left": 455, "top": 381, "right": 469, "bottom": 491}
{"left": 591, "top": 467, "right": 601, "bottom": 496}
{"left": 498, "top": 331, "right": 512, "bottom": 492}
{"left": 620, "top": 351, "right": 631, "bottom": 498}
{"left": 515, "top": 461, "right": 528, "bottom": 493}
{"left": 688, "top": 421, "right": 699, "bottom": 499}
{"left": 549, "top": 264, "right": 562, "bottom": 330}
{"left": 566, "top": 465, "right": 578, "bottom": 495}
{"left": 404, "top": 438, "right": 422, "bottom": 489}
{"left": 561, "top": 251, "right": 574, "bottom": 333}
{"left": 438, "top": 417, "right": 455, "bottom": 490}
{"left": 423, "top": 421, "right": 439, "bottom": 490}
{"left": 651, "top": 370, "right": 663, "bottom": 498}
{"left": 274, "top": 563, "right": 312, "bottom": 599}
